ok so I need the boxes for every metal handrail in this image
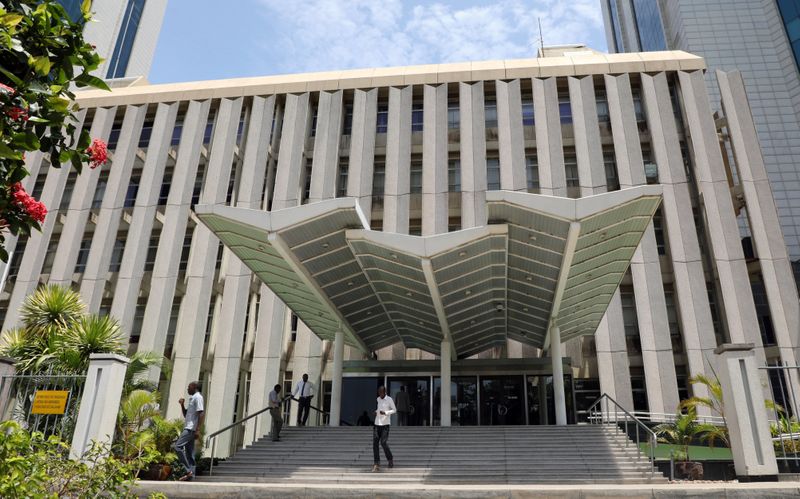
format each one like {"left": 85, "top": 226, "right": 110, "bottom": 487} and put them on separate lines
{"left": 205, "top": 396, "right": 335, "bottom": 475}
{"left": 587, "top": 393, "right": 658, "bottom": 479}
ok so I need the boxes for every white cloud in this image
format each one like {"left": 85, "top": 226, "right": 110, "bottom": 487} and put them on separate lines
{"left": 256, "top": 0, "right": 605, "bottom": 73}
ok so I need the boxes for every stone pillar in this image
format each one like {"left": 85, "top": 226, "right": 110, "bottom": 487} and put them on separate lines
{"left": 714, "top": 344, "right": 778, "bottom": 478}
{"left": 422, "top": 83, "right": 448, "bottom": 236}
{"left": 533, "top": 77, "right": 566, "bottom": 197}
{"left": 330, "top": 330, "right": 344, "bottom": 427}
{"left": 70, "top": 353, "right": 129, "bottom": 460}
{"left": 550, "top": 325, "right": 567, "bottom": 426}
{"left": 459, "top": 81, "right": 487, "bottom": 228}
{"left": 440, "top": 339, "right": 452, "bottom": 427}
{"left": 383, "top": 85, "right": 412, "bottom": 234}
{"left": 0, "top": 357, "right": 15, "bottom": 420}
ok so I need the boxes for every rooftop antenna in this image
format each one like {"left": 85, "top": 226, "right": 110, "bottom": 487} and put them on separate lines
{"left": 538, "top": 17, "right": 545, "bottom": 55}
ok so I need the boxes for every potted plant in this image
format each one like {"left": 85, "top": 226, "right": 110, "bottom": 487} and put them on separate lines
{"left": 654, "top": 409, "right": 704, "bottom": 480}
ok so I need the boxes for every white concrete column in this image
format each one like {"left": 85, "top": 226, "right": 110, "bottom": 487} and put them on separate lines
{"left": 330, "top": 330, "right": 345, "bottom": 427}
{"left": 0, "top": 150, "right": 46, "bottom": 293}
{"left": 109, "top": 102, "right": 179, "bottom": 337}
{"left": 717, "top": 70, "right": 800, "bottom": 368}
{"left": 606, "top": 73, "right": 680, "bottom": 416}
{"left": 550, "top": 325, "right": 567, "bottom": 425}
{"left": 289, "top": 323, "right": 323, "bottom": 426}
{"left": 136, "top": 99, "right": 211, "bottom": 379}
{"left": 678, "top": 70, "right": 764, "bottom": 356}
{"left": 309, "top": 90, "right": 344, "bottom": 203}
{"left": 70, "top": 353, "right": 129, "bottom": 460}
{"left": 533, "top": 77, "right": 566, "bottom": 197}
{"left": 80, "top": 104, "right": 147, "bottom": 311}
{"left": 496, "top": 79, "right": 526, "bottom": 191}
{"left": 422, "top": 84, "right": 448, "bottom": 236}
{"left": 167, "top": 97, "right": 243, "bottom": 418}
{"left": 384, "top": 86, "right": 412, "bottom": 234}
{"left": 594, "top": 292, "right": 635, "bottom": 410}
{"left": 460, "top": 81, "right": 487, "bottom": 228}
{"left": 440, "top": 339, "right": 452, "bottom": 427}
{"left": 347, "top": 88, "right": 378, "bottom": 221}
{"left": 3, "top": 110, "right": 87, "bottom": 330}
{"left": 49, "top": 106, "right": 117, "bottom": 286}
{"left": 714, "top": 343, "right": 778, "bottom": 477}
{"left": 642, "top": 72, "right": 718, "bottom": 410}
{"left": 249, "top": 289, "right": 287, "bottom": 438}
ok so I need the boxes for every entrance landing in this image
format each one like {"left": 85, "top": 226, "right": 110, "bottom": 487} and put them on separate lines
{"left": 202, "top": 425, "right": 665, "bottom": 485}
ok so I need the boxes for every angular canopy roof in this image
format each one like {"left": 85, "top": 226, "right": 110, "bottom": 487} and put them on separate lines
{"left": 195, "top": 187, "right": 662, "bottom": 359}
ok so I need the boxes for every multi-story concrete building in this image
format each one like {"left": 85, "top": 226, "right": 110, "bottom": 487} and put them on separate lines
{"left": 1, "top": 46, "right": 797, "bottom": 456}
{"left": 601, "top": 0, "right": 800, "bottom": 268}
{"left": 59, "top": 0, "right": 168, "bottom": 79}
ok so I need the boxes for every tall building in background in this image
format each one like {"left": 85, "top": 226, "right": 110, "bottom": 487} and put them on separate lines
{"left": 59, "top": 0, "right": 168, "bottom": 80}
{"left": 601, "top": 0, "right": 800, "bottom": 267}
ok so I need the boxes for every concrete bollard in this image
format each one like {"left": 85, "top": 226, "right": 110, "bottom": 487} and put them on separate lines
{"left": 714, "top": 343, "right": 778, "bottom": 479}
{"left": 70, "top": 353, "right": 129, "bottom": 460}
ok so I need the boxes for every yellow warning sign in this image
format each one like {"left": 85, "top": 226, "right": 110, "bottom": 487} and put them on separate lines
{"left": 31, "top": 390, "right": 70, "bottom": 415}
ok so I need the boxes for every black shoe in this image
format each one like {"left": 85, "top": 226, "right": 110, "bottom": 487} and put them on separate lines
{"left": 388, "top": 460, "right": 394, "bottom": 468}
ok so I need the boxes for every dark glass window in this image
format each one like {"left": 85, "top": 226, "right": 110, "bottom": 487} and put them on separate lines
{"left": 752, "top": 279, "right": 777, "bottom": 346}
{"left": 603, "top": 146, "right": 620, "bottom": 191}
{"left": 558, "top": 97, "right": 572, "bottom": 124}
{"left": 125, "top": 174, "right": 140, "bottom": 207}
{"left": 337, "top": 158, "right": 349, "bottom": 198}
{"left": 106, "top": 0, "right": 147, "bottom": 79}
{"left": 448, "top": 159, "right": 461, "bottom": 192}
{"left": 376, "top": 105, "right": 388, "bottom": 134}
{"left": 484, "top": 100, "right": 498, "bottom": 128}
{"left": 109, "top": 238, "right": 126, "bottom": 272}
{"left": 778, "top": 0, "right": 800, "bottom": 71}
{"left": 632, "top": 0, "right": 667, "bottom": 51}
{"left": 74, "top": 237, "right": 92, "bottom": 273}
{"left": 411, "top": 103, "right": 423, "bottom": 132}
{"left": 343, "top": 105, "right": 353, "bottom": 135}
{"left": 486, "top": 158, "right": 500, "bottom": 190}
{"left": 410, "top": 159, "right": 423, "bottom": 194}
{"left": 525, "top": 153, "right": 539, "bottom": 191}
{"left": 448, "top": 104, "right": 459, "bottom": 129}
{"left": 158, "top": 172, "right": 172, "bottom": 205}
{"left": 607, "top": 0, "right": 624, "bottom": 52}
{"left": 564, "top": 148, "right": 579, "bottom": 188}
{"left": 92, "top": 170, "right": 109, "bottom": 208}
{"left": 522, "top": 100, "right": 534, "bottom": 126}
{"left": 179, "top": 233, "right": 192, "bottom": 273}
{"left": 372, "top": 161, "right": 385, "bottom": 196}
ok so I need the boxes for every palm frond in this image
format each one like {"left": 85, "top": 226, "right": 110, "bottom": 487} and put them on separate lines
{"left": 19, "top": 285, "right": 85, "bottom": 334}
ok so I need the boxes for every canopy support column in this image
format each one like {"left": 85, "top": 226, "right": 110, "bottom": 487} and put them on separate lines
{"left": 550, "top": 325, "right": 567, "bottom": 426}
{"left": 440, "top": 339, "right": 452, "bottom": 427}
{"left": 330, "top": 330, "right": 344, "bottom": 426}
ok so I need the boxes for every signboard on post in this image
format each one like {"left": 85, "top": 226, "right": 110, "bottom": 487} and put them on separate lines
{"left": 31, "top": 390, "right": 70, "bottom": 415}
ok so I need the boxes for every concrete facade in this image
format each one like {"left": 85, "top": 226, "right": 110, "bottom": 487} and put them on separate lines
{"left": 0, "top": 49, "right": 795, "bottom": 449}
{"left": 601, "top": 0, "right": 800, "bottom": 263}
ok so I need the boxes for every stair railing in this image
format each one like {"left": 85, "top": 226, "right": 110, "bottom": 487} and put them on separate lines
{"left": 205, "top": 396, "right": 338, "bottom": 476}
{"left": 587, "top": 393, "right": 658, "bottom": 479}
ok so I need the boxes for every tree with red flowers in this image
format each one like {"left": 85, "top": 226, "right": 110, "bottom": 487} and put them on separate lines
{"left": 0, "top": 0, "right": 110, "bottom": 261}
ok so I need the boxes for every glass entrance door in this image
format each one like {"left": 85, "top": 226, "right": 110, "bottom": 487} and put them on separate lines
{"left": 387, "top": 377, "right": 431, "bottom": 426}
{"left": 526, "top": 374, "right": 575, "bottom": 425}
{"left": 433, "top": 376, "right": 478, "bottom": 426}
{"left": 479, "top": 375, "right": 525, "bottom": 425}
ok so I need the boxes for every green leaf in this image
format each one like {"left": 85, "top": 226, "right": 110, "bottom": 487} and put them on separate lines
{"left": 30, "top": 56, "right": 51, "bottom": 76}
{"left": 11, "top": 132, "right": 40, "bottom": 150}
{"left": 74, "top": 72, "right": 110, "bottom": 91}
{"left": 0, "top": 142, "right": 22, "bottom": 160}
{"left": 1, "top": 13, "right": 24, "bottom": 28}
{"left": 0, "top": 64, "right": 24, "bottom": 87}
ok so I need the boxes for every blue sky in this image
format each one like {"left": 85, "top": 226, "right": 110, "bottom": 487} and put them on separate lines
{"left": 149, "top": 0, "right": 608, "bottom": 84}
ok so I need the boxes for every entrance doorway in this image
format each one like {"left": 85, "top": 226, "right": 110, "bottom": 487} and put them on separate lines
{"left": 386, "top": 377, "right": 430, "bottom": 426}
{"left": 480, "top": 375, "right": 526, "bottom": 425}
{"left": 527, "top": 374, "right": 576, "bottom": 425}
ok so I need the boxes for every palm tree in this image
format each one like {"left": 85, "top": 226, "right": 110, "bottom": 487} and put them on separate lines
{"left": 654, "top": 409, "right": 701, "bottom": 461}
{"left": 680, "top": 373, "right": 725, "bottom": 421}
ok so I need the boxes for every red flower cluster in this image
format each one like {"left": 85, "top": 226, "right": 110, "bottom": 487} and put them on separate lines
{"left": 6, "top": 106, "right": 28, "bottom": 122}
{"left": 86, "top": 138, "right": 108, "bottom": 169}
{"left": 11, "top": 183, "right": 47, "bottom": 223}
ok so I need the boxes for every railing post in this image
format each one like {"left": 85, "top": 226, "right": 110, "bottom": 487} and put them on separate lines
{"left": 209, "top": 437, "right": 216, "bottom": 476}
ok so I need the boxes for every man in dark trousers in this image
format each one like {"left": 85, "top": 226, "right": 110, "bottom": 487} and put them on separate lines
{"left": 174, "top": 381, "right": 204, "bottom": 481}
{"left": 268, "top": 384, "right": 283, "bottom": 441}
{"left": 292, "top": 373, "right": 314, "bottom": 426}
{"left": 372, "top": 385, "right": 396, "bottom": 472}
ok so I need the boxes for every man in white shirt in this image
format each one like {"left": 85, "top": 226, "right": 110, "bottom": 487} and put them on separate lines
{"left": 372, "top": 385, "right": 396, "bottom": 472}
{"left": 292, "top": 373, "right": 314, "bottom": 426}
{"left": 268, "top": 384, "right": 283, "bottom": 441}
{"left": 174, "top": 381, "right": 204, "bottom": 481}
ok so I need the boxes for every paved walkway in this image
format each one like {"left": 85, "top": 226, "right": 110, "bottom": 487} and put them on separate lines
{"left": 136, "top": 480, "right": 800, "bottom": 498}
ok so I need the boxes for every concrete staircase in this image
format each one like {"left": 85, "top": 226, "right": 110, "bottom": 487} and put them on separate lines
{"left": 203, "top": 425, "right": 668, "bottom": 484}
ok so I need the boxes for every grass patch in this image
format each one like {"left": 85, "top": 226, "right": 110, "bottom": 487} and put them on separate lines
{"left": 639, "top": 443, "right": 733, "bottom": 461}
